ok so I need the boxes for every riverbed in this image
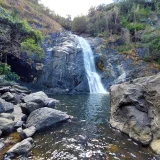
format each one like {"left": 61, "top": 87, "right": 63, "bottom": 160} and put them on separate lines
{"left": 32, "top": 94, "right": 155, "bottom": 160}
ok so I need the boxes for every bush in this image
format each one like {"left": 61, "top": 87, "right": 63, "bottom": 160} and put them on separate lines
{"left": 0, "top": 63, "right": 19, "bottom": 81}
{"left": 21, "top": 38, "right": 44, "bottom": 59}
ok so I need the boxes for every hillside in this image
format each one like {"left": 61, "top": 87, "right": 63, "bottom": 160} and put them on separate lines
{"left": 0, "top": 0, "right": 62, "bottom": 34}
{"left": 71, "top": 0, "right": 160, "bottom": 65}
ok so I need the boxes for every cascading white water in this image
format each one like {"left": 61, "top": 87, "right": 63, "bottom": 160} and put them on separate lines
{"left": 77, "top": 36, "right": 107, "bottom": 94}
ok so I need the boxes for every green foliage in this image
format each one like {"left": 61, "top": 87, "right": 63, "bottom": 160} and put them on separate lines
{"left": 71, "top": 16, "right": 87, "bottom": 33}
{"left": 21, "top": 38, "right": 44, "bottom": 59}
{"left": 142, "top": 27, "right": 160, "bottom": 63}
{"left": 126, "top": 23, "right": 146, "bottom": 32}
{"left": 0, "top": 6, "right": 43, "bottom": 43}
{"left": 0, "top": 63, "right": 19, "bottom": 81}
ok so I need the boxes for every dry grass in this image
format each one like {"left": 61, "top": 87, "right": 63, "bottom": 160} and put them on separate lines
{"left": 0, "top": 0, "right": 62, "bottom": 35}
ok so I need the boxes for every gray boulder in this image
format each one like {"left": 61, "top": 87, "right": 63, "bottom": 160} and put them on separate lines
{"left": 6, "top": 137, "right": 33, "bottom": 158}
{"left": 0, "top": 117, "right": 15, "bottom": 133}
{"left": 19, "top": 126, "right": 36, "bottom": 139}
{"left": 26, "top": 107, "right": 70, "bottom": 131}
{"left": 0, "top": 98, "right": 14, "bottom": 113}
{"left": 0, "top": 113, "right": 14, "bottom": 120}
{"left": 110, "top": 73, "right": 160, "bottom": 152}
{"left": 23, "top": 91, "right": 48, "bottom": 104}
{"left": 1, "top": 92, "right": 14, "bottom": 102}
{"left": 22, "top": 91, "right": 59, "bottom": 114}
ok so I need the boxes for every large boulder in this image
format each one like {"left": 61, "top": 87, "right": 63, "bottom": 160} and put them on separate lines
{"left": 22, "top": 91, "right": 59, "bottom": 114}
{"left": 0, "top": 98, "right": 14, "bottom": 113}
{"left": 23, "top": 91, "right": 48, "bottom": 104}
{"left": 0, "top": 117, "right": 15, "bottom": 134}
{"left": 26, "top": 107, "right": 70, "bottom": 131}
{"left": 5, "top": 137, "right": 33, "bottom": 158}
{"left": 110, "top": 73, "right": 160, "bottom": 153}
{"left": 38, "top": 31, "right": 89, "bottom": 94}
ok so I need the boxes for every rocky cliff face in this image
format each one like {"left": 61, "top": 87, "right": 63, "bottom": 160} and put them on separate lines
{"left": 0, "top": 16, "right": 42, "bottom": 82}
{"left": 110, "top": 73, "right": 160, "bottom": 154}
{"left": 38, "top": 31, "right": 89, "bottom": 94}
{"left": 37, "top": 33, "right": 159, "bottom": 94}
{"left": 87, "top": 37, "right": 159, "bottom": 90}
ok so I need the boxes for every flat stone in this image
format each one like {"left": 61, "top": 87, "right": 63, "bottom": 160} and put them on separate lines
{"left": 26, "top": 107, "right": 70, "bottom": 131}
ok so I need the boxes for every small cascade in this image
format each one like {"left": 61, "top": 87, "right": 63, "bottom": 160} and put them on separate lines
{"left": 77, "top": 36, "right": 107, "bottom": 94}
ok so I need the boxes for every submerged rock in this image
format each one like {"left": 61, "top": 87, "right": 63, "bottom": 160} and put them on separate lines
{"left": 5, "top": 137, "right": 33, "bottom": 158}
{"left": 110, "top": 73, "right": 160, "bottom": 153}
{"left": 26, "top": 107, "right": 70, "bottom": 131}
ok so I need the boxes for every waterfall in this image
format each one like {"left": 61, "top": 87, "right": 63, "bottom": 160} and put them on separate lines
{"left": 77, "top": 36, "right": 107, "bottom": 94}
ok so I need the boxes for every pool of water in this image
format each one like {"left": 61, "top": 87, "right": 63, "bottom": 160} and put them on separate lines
{"left": 32, "top": 94, "right": 155, "bottom": 160}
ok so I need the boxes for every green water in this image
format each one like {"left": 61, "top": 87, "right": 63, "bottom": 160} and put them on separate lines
{"left": 32, "top": 94, "right": 155, "bottom": 160}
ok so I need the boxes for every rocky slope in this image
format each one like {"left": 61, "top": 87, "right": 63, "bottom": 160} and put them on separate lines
{"left": 110, "top": 73, "right": 160, "bottom": 154}
{"left": 87, "top": 37, "right": 160, "bottom": 90}
{"left": 0, "top": 78, "right": 70, "bottom": 159}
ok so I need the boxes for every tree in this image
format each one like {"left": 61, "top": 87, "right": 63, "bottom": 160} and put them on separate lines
{"left": 71, "top": 16, "right": 87, "bottom": 33}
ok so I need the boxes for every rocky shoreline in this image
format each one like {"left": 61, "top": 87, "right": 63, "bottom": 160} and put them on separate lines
{"left": 0, "top": 80, "right": 70, "bottom": 159}
{"left": 110, "top": 72, "right": 160, "bottom": 155}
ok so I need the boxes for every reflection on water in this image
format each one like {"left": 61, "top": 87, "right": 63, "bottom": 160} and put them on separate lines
{"left": 32, "top": 94, "right": 155, "bottom": 160}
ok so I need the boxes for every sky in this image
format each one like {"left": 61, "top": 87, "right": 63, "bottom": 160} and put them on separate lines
{"left": 40, "top": 0, "right": 113, "bottom": 18}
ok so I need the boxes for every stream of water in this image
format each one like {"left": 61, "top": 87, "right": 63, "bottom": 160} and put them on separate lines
{"left": 32, "top": 94, "right": 155, "bottom": 160}
{"left": 77, "top": 36, "right": 107, "bottom": 94}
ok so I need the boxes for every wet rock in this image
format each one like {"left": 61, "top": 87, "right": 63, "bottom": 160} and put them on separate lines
{"left": 44, "top": 98, "right": 60, "bottom": 108}
{"left": 150, "top": 140, "right": 160, "bottom": 154}
{"left": 5, "top": 137, "right": 33, "bottom": 158}
{"left": 110, "top": 73, "right": 160, "bottom": 147}
{"left": 0, "top": 98, "right": 14, "bottom": 113}
{"left": 19, "top": 126, "right": 36, "bottom": 139}
{"left": 0, "top": 117, "right": 15, "bottom": 133}
{"left": 26, "top": 107, "right": 70, "bottom": 131}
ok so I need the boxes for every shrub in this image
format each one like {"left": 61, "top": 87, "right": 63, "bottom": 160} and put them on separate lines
{"left": 21, "top": 38, "right": 44, "bottom": 59}
{"left": 0, "top": 63, "right": 19, "bottom": 81}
